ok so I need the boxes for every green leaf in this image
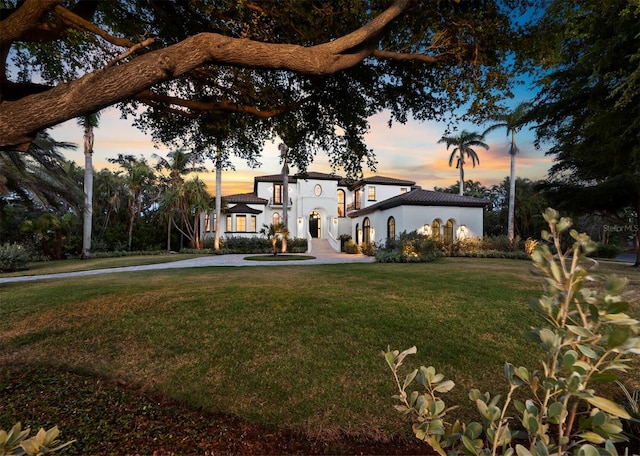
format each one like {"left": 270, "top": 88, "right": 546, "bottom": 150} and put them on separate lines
{"left": 461, "top": 435, "right": 481, "bottom": 456}
{"left": 607, "top": 327, "right": 629, "bottom": 349}
{"left": 403, "top": 369, "right": 418, "bottom": 390}
{"left": 590, "top": 372, "right": 618, "bottom": 383}
{"left": 567, "top": 325, "right": 594, "bottom": 338}
{"left": 515, "top": 444, "right": 533, "bottom": 456}
{"left": 563, "top": 350, "right": 578, "bottom": 368}
{"left": 433, "top": 380, "right": 455, "bottom": 393}
{"left": 579, "top": 432, "right": 606, "bottom": 444}
{"left": 548, "top": 402, "right": 564, "bottom": 419}
{"left": 515, "top": 366, "right": 530, "bottom": 382}
{"left": 465, "top": 422, "right": 482, "bottom": 439}
{"left": 577, "top": 344, "right": 599, "bottom": 359}
{"left": 585, "top": 396, "right": 631, "bottom": 419}
{"left": 607, "top": 301, "right": 629, "bottom": 314}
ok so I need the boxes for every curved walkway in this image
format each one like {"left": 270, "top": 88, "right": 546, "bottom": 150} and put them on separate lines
{"left": 0, "top": 251, "right": 375, "bottom": 284}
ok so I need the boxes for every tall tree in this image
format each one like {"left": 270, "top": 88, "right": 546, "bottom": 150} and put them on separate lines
{"left": 438, "top": 130, "right": 488, "bottom": 196}
{"left": 528, "top": 0, "right": 640, "bottom": 265}
{"left": 108, "top": 154, "right": 156, "bottom": 251}
{"left": 0, "top": 131, "right": 81, "bottom": 209}
{"left": 2, "top": 0, "right": 539, "bottom": 178}
{"left": 154, "top": 149, "right": 206, "bottom": 251}
{"left": 483, "top": 102, "right": 532, "bottom": 241}
{"left": 77, "top": 111, "right": 100, "bottom": 258}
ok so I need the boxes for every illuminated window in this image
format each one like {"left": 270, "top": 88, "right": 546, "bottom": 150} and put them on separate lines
{"left": 431, "top": 219, "right": 441, "bottom": 239}
{"left": 213, "top": 213, "right": 217, "bottom": 232}
{"left": 272, "top": 212, "right": 281, "bottom": 225}
{"left": 387, "top": 216, "right": 395, "bottom": 240}
{"left": 368, "top": 186, "right": 376, "bottom": 201}
{"left": 355, "top": 189, "right": 361, "bottom": 210}
{"left": 363, "top": 217, "right": 371, "bottom": 244}
{"left": 444, "top": 219, "right": 454, "bottom": 245}
{"left": 250, "top": 216, "right": 257, "bottom": 232}
{"left": 204, "top": 213, "right": 211, "bottom": 232}
{"left": 273, "top": 184, "right": 283, "bottom": 204}
{"left": 226, "top": 215, "right": 232, "bottom": 232}
{"left": 400, "top": 187, "right": 408, "bottom": 194}
{"left": 237, "top": 215, "right": 246, "bottom": 232}
{"left": 337, "top": 189, "right": 345, "bottom": 217}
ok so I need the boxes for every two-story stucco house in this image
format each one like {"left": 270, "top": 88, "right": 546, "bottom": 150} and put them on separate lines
{"left": 201, "top": 171, "right": 486, "bottom": 252}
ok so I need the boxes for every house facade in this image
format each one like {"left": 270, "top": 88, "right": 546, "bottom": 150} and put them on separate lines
{"left": 201, "top": 171, "right": 486, "bottom": 251}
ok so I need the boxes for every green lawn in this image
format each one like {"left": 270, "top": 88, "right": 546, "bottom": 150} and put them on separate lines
{"left": 1, "top": 258, "right": 638, "bottom": 450}
{"left": 0, "top": 253, "right": 208, "bottom": 277}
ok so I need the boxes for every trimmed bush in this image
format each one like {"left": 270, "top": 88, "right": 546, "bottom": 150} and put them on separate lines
{"left": 375, "top": 231, "right": 442, "bottom": 263}
{"left": 0, "top": 243, "right": 29, "bottom": 272}
{"left": 344, "top": 239, "right": 360, "bottom": 254}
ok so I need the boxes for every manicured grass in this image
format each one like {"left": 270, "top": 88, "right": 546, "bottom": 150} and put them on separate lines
{"left": 0, "top": 253, "right": 208, "bottom": 278}
{"left": 1, "top": 258, "right": 638, "bottom": 449}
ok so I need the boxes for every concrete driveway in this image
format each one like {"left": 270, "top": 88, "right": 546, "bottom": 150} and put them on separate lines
{"left": 0, "top": 252, "right": 375, "bottom": 284}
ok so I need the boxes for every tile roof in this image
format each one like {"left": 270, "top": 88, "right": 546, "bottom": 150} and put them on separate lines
{"left": 254, "top": 174, "right": 299, "bottom": 183}
{"left": 346, "top": 175, "right": 416, "bottom": 189}
{"left": 223, "top": 193, "right": 268, "bottom": 205}
{"left": 349, "top": 188, "right": 487, "bottom": 217}
{"left": 226, "top": 203, "right": 263, "bottom": 214}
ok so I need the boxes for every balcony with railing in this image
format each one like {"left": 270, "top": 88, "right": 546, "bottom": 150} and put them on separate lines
{"left": 268, "top": 197, "right": 293, "bottom": 208}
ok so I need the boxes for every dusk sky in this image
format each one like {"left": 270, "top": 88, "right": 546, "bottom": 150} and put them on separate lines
{"left": 51, "top": 101, "right": 553, "bottom": 197}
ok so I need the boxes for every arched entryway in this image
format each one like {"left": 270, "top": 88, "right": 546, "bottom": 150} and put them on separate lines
{"left": 309, "top": 211, "right": 321, "bottom": 238}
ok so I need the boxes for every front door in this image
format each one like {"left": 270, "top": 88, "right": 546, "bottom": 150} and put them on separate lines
{"left": 309, "top": 211, "right": 320, "bottom": 238}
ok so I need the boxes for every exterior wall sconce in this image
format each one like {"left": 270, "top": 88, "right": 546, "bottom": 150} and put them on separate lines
{"left": 333, "top": 217, "right": 338, "bottom": 225}
{"left": 297, "top": 217, "right": 303, "bottom": 224}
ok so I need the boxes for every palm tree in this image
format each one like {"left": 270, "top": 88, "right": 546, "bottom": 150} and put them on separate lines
{"left": 108, "top": 154, "right": 155, "bottom": 251}
{"left": 164, "top": 177, "right": 211, "bottom": 249}
{"left": 279, "top": 143, "right": 289, "bottom": 253}
{"left": 438, "top": 130, "right": 488, "bottom": 196}
{"left": 260, "top": 223, "right": 289, "bottom": 255}
{"left": 483, "top": 102, "right": 532, "bottom": 241}
{"left": 77, "top": 111, "right": 100, "bottom": 259}
{"left": 154, "top": 149, "right": 206, "bottom": 251}
{"left": 0, "top": 131, "right": 81, "bottom": 209}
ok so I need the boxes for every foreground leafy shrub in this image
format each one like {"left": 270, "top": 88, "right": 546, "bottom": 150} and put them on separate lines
{"left": 0, "top": 243, "right": 29, "bottom": 272}
{"left": 0, "top": 422, "right": 73, "bottom": 455}
{"left": 384, "top": 208, "right": 640, "bottom": 455}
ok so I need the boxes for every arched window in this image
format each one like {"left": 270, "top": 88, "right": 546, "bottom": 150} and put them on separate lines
{"left": 272, "top": 212, "right": 281, "bottom": 225}
{"left": 363, "top": 217, "right": 371, "bottom": 244}
{"left": 337, "top": 189, "right": 345, "bottom": 217}
{"left": 444, "top": 219, "right": 454, "bottom": 245}
{"left": 431, "top": 219, "right": 441, "bottom": 239}
{"left": 387, "top": 216, "right": 395, "bottom": 240}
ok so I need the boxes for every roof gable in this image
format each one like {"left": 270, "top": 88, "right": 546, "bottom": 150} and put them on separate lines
{"left": 349, "top": 188, "right": 487, "bottom": 217}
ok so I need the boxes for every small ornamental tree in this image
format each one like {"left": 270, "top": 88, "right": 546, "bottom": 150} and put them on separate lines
{"left": 384, "top": 208, "right": 640, "bottom": 456}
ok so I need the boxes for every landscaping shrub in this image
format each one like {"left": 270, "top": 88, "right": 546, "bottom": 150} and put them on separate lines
{"left": 344, "top": 239, "right": 360, "bottom": 254}
{"left": 360, "top": 242, "right": 376, "bottom": 256}
{"left": 223, "top": 236, "right": 271, "bottom": 254}
{"left": 375, "top": 231, "right": 441, "bottom": 262}
{"left": 339, "top": 234, "right": 352, "bottom": 252}
{"left": 453, "top": 235, "right": 530, "bottom": 259}
{"left": 286, "top": 237, "right": 308, "bottom": 253}
{"left": 0, "top": 243, "right": 29, "bottom": 272}
{"left": 384, "top": 208, "right": 640, "bottom": 455}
